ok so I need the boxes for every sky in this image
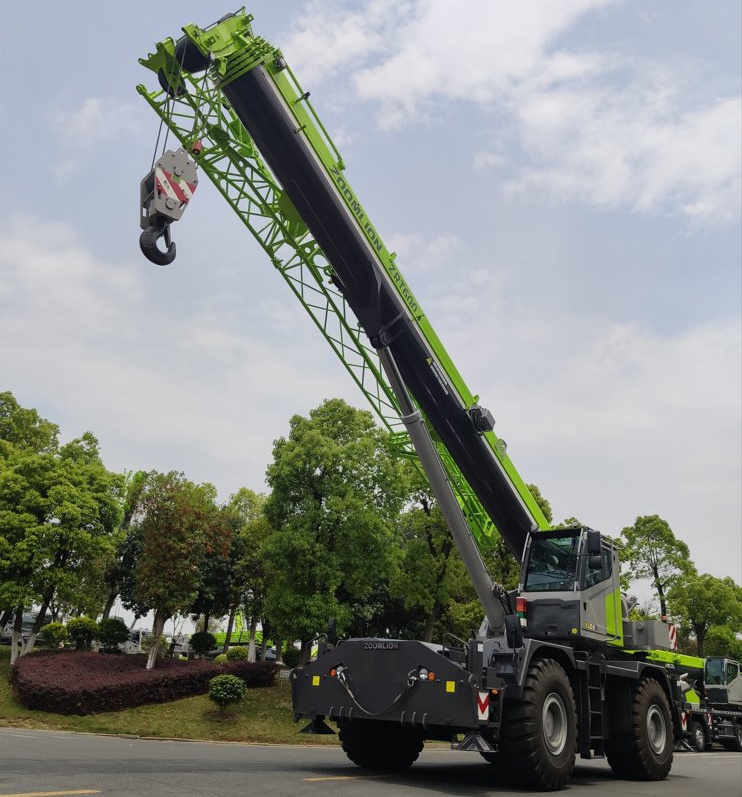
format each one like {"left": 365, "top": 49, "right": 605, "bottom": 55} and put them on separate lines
{"left": 2, "top": 0, "right": 740, "bottom": 600}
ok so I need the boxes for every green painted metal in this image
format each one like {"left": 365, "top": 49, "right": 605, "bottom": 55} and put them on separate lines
{"left": 604, "top": 588, "right": 624, "bottom": 646}
{"left": 137, "top": 10, "right": 550, "bottom": 552}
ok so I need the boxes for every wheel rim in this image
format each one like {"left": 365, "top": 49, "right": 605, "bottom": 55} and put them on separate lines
{"left": 694, "top": 727, "right": 704, "bottom": 749}
{"left": 646, "top": 704, "right": 667, "bottom": 755}
{"left": 542, "top": 692, "right": 568, "bottom": 756}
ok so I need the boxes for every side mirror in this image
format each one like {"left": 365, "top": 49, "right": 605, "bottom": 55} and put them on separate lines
{"left": 586, "top": 529, "right": 602, "bottom": 556}
{"left": 588, "top": 553, "right": 602, "bottom": 570}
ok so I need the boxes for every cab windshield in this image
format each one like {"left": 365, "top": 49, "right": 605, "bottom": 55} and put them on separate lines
{"left": 524, "top": 534, "right": 580, "bottom": 592}
{"left": 705, "top": 659, "right": 725, "bottom": 685}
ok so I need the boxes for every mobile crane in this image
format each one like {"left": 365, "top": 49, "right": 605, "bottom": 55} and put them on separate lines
{"left": 138, "top": 10, "right": 690, "bottom": 790}
{"left": 677, "top": 656, "right": 742, "bottom": 751}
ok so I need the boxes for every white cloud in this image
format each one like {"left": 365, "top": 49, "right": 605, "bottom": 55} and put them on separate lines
{"left": 0, "top": 219, "right": 352, "bottom": 498}
{"left": 507, "top": 89, "right": 742, "bottom": 227}
{"left": 52, "top": 97, "right": 144, "bottom": 179}
{"left": 433, "top": 286, "right": 742, "bottom": 579}
{"left": 285, "top": 0, "right": 741, "bottom": 227}
{"left": 384, "top": 232, "right": 460, "bottom": 273}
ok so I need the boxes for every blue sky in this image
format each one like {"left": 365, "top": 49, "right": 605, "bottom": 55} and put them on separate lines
{"left": 2, "top": 0, "right": 740, "bottom": 596}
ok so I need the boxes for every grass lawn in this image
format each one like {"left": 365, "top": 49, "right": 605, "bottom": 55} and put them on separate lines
{"left": 0, "top": 645, "right": 338, "bottom": 745}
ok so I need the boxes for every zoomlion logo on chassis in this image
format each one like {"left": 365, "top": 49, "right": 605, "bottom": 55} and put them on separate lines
{"left": 363, "top": 642, "right": 399, "bottom": 650}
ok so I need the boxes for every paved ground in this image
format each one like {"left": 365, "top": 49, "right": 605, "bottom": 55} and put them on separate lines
{"left": 0, "top": 727, "right": 740, "bottom": 797}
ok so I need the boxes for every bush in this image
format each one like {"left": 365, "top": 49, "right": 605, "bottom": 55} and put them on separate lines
{"left": 97, "top": 618, "right": 129, "bottom": 652}
{"left": 42, "top": 622, "right": 68, "bottom": 649}
{"left": 66, "top": 617, "right": 98, "bottom": 651}
{"left": 213, "top": 653, "right": 228, "bottom": 665}
{"left": 282, "top": 648, "right": 300, "bottom": 668}
{"left": 11, "top": 651, "right": 221, "bottom": 714}
{"left": 226, "top": 645, "right": 249, "bottom": 661}
{"left": 224, "top": 660, "right": 278, "bottom": 688}
{"left": 208, "top": 674, "right": 246, "bottom": 713}
{"left": 190, "top": 630, "right": 216, "bottom": 658}
{"left": 10, "top": 652, "right": 279, "bottom": 715}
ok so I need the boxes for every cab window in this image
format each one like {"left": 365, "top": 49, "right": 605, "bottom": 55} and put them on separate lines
{"left": 582, "top": 547, "right": 612, "bottom": 589}
{"left": 524, "top": 535, "right": 580, "bottom": 592}
{"left": 726, "top": 661, "right": 739, "bottom": 684}
{"left": 705, "top": 659, "right": 724, "bottom": 685}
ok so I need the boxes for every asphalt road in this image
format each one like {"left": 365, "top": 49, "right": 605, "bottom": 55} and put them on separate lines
{"left": 0, "top": 728, "right": 740, "bottom": 797}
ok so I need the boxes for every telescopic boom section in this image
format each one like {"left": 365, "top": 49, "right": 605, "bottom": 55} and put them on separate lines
{"left": 142, "top": 11, "right": 548, "bottom": 557}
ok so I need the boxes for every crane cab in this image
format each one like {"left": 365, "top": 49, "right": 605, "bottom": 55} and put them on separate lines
{"left": 517, "top": 528, "right": 624, "bottom": 648}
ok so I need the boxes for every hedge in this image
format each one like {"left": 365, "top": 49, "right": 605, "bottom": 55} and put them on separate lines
{"left": 10, "top": 650, "right": 277, "bottom": 715}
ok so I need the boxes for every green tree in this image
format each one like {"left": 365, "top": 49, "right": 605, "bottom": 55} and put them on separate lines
{"left": 0, "top": 393, "right": 122, "bottom": 661}
{"left": 669, "top": 573, "right": 742, "bottom": 657}
{"left": 704, "top": 625, "right": 742, "bottom": 661}
{"left": 100, "top": 470, "right": 150, "bottom": 620}
{"left": 261, "top": 399, "right": 408, "bottom": 662}
{"left": 133, "top": 471, "right": 228, "bottom": 670}
{"left": 222, "top": 488, "right": 272, "bottom": 659}
{"left": 390, "top": 474, "right": 457, "bottom": 642}
{"left": 620, "top": 515, "right": 694, "bottom": 618}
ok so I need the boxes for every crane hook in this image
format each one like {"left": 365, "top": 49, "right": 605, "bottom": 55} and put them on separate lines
{"left": 139, "top": 222, "right": 176, "bottom": 266}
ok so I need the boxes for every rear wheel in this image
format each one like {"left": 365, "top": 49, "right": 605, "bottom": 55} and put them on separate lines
{"left": 721, "top": 724, "right": 742, "bottom": 752}
{"left": 498, "top": 658, "right": 577, "bottom": 791}
{"left": 607, "top": 678, "right": 673, "bottom": 780}
{"left": 339, "top": 720, "right": 423, "bottom": 770}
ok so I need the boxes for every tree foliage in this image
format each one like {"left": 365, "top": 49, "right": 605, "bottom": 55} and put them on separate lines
{"left": 390, "top": 472, "right": 458, "bottom": 642}
{"left": 261, "top": 399, "right": 408, "bottom": 655}
{"left": 0, "top": 392, "right": 122, "bottom": 661}
{"left": 669, "top": 573, "right": 742, "bottom": 657}
{"left": 133, "top": 471, "right": 229, "bottom": 669}
{"left": 620, "top": 515, "right": 694, "bottom": 617}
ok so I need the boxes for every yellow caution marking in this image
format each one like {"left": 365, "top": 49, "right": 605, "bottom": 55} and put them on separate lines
{"left": 446, "top": 680, "right": 456, "bottom": 693}
{"left": 312, "top": 675, "right": 320, "bottom": 686}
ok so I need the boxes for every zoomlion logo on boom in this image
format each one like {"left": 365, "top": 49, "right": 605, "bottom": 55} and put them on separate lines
{"left": 363, "top": 641, "right": 399, "bottom": 650}
{"left": 329, "top": 166, "right": 420, "bottom": 318}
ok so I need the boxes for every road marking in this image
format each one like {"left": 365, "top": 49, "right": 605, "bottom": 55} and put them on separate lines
{"left": 304, "top": 775, "right": 384, "bottom": 782}
{"left": 0, "top": 791, "right": 100, "bottom": 797}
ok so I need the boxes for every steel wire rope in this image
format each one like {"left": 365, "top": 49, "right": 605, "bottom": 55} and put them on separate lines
{"left": 336, "top": 668, "right": 419, "bottom": 717}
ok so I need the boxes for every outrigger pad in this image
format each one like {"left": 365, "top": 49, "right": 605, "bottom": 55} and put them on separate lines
{"left": 299, "top": 717, "right": 336, "bottom": 735}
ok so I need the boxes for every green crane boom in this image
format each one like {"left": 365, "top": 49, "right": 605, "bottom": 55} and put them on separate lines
{"left": 137, "top": 9, "right": 549, "bottom": 558}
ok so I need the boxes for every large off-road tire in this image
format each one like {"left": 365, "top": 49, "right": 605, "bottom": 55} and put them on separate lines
{"left": 607, "top": 678, "right": 673, "bottom": 780}
{"left": 498, "top": 658, "right": 577, "bottom": 791}
{"left": 690, "top": 719, "right": 706, "bottom": 752}
{"left": 721, "top": 724, "right": 742, "bottom": 752}
{"left": 339, "top": 720, "right": 424, "bottom": 770}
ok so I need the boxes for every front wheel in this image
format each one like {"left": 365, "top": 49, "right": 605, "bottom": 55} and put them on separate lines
{"left": 690, "top": 720, "right": 706, "bottom": 752}
{"left": 499, "top": 658, "right": 577, "bottom": 790}
{"left": 607, "top": 678, "right": 673, "bottom": 780}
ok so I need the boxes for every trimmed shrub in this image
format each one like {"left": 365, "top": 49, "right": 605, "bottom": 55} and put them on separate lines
{"left": 10, "top": 651, "right": 279, "bottom": 715}
{"left": 225, "top": 645, "right": 249, "bottom": 662}
{"left": 208, "top": 673, "right": 246, "bottom": 713}
{"left": 213, "top": 653, "right": 228, "bottom": 665}
{"left": 97, "top": 618, "right": 130, "bottom": 652}
{"left": 224, "top": 660, "right": 277, "bottom": 688}
{"left": 66, "top": 617, "right": 99, "bottom": 651}
{"left": 190, "top": 630, "right": 216, "bottom": 658}
{"left": 282, "top": 648, "right": 300, "bottom": 668}
{"left": 42, "top": 622, "right": 68, "bottom": 649}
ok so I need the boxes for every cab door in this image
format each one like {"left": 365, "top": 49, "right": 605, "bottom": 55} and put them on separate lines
{"left": 578, "top": 544, "right": 622, "bottom": 646}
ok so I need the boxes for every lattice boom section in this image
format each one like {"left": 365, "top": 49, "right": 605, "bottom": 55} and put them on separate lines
{"left": 137, "top": 71, "right": 496, "bottom": 548}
